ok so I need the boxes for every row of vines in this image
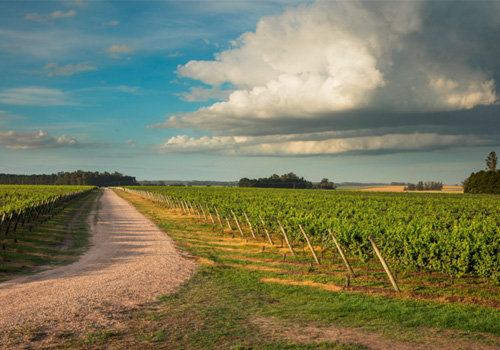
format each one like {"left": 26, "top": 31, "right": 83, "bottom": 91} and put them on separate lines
{"left": 122, "top": 186, "right": 500, "bottom": 289}
{"left": 0, "top": 185, "right": 95, "bottom": 242}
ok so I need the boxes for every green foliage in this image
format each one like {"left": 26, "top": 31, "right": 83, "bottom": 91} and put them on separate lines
{"left": 315, "top": 178, "right": 336, "bottom": 190}
{"left": 0, "top": 170, "right": 138, "bottom": 186}
{"left": 0, "top": 185, "right": 94, "bottom": 216}
{"left": 486, "top": 151, "right": 498, "bottom": 172}
{"left": 463, "top": 170, "right": 500, "bottom": 194}
{"left": 124, "top": 186, "right": 500, "bottom": 284}
{"left": 239, "top": 172, "right": 314, "bottom": 189}
{"left": 404, "top": 181, "right": 443, "bottom": 191}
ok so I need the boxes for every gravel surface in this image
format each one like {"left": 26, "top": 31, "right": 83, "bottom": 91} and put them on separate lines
{"left": 0, "top": 188, "right": 196, "bottom": 344}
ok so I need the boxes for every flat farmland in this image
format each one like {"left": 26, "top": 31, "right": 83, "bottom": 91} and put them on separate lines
{"left": 359, "top": 185, "right": 464, "bottom": 193}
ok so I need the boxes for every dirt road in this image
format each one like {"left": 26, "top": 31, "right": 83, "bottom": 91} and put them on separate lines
{"left": 0, "top": 188, "right": 196, "bottom": 346}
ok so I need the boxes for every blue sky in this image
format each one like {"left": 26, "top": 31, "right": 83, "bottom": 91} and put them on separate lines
{"left": 0, "top": 0, "right": 499, "bottom": 184}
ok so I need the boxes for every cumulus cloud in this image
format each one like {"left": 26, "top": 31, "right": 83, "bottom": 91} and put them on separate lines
{"left": 0, "top": 87, "right": 78, "bottom": 106}
{"left": 0, "top": 129, "right": 81, "bottom": 150}
{"left": 43, "top": 62, "right": 97, "bottom": 77}
{"left": 150, "top": 0, "right": 500, "bottom": 157}
{"left": 102, "top": 44, "right": 135, "bottom": 58}
{"left": 174, "top": 1, "right": 497, "bottom": 120}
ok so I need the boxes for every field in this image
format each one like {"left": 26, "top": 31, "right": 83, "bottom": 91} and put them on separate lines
{"left": 0, "top": 185, "right": 97, "bottom": 281}
{"left": 2, "top": 184, "right": 500, "bottom": 348}
{"left": 124, "top": 186, "right": 500, "bottom": 302}
{"left": 358, "top": 185, "right": 464, "bottom": 193}
{"left": 112, "top": 188, "right": 500, "bottom": 349}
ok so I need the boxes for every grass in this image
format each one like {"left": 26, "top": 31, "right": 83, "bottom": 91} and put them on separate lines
{"left": 0, "top": 189, "right": 100, "bottom": 282}
{"left": 105, "top": 189, "right": 500, "bottom": 349}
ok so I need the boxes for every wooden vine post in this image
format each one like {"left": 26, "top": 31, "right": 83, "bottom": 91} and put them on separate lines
{"left": 200, "top": 204, "right": 207, "bottom": 222}
{"left": 231, "top": 210, "right": 245, "bottom": 236}
{"left": 226, "top": 218, "right": 233, "bottom": 231}
{"left": 180, "top": 200, "right": 187, "bottom": 214}
{"left": 368, "top": 236, "right": 400, "bottom": 293}
{"left": 259, "top": 216, "right": 273, "bottom": 245}
{"left": 214, "top": 206, "right": 223, "bottom": 228}
{"left": 299, "top": 224, "right": 320, "bottom": 264}
{"left": 194, "top": 202, "right": 201, "bottom": 219}
{"left": 206, "top": 204, "right": 215, "bottom": 224}
{"left": 243, "top": 213, "right": 257, "bottom": 239}
{"left": 187, "top": 200, "right": 195, "bottom": 215}
{"left": 328, "top": 229, "right": 356, "bottom": 278}
{"left": 278, "top": 220, "right": 295, "bottom": 256}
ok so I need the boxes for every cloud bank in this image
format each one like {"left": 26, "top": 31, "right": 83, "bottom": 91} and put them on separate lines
{"left": 0, "top": 129, "right": 80, "bottom": 150}
{"left": 152, "top": 0, "right": 500, "bottom": 156}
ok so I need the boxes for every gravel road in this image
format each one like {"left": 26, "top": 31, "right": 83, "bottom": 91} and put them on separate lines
{"left": 0, "top": 188, "right": 196, "bottom": 343}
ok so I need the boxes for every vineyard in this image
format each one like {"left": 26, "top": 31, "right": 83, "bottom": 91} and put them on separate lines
{"left": 0, "top": 185, "right": 95, "bottom": 255}
{"left": 0, "top": 185, "right": 94, "bottom": 215}
{"left": 122, "top": 186, "right": 500, "bottom": 300}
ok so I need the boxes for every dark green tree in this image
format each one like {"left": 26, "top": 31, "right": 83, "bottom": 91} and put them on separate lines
{"left": 486, "top": 151, "right": 498, "bottom": 172}
{"left": 317, "top": 178, "right": 336, "bottom": 190}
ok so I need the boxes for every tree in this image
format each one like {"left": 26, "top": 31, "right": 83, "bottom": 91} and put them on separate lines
{"left": 486, "top": 151, "right": 498, "bottom": 172}
{"left": 317, "top": 178, "right": 336, "bottom": 190}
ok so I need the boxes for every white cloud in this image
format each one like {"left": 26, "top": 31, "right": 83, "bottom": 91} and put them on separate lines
{"left": 429, "top": 78, "right": 497, "bottom": 110}
{"left": 167, "top": 0, "right": 499, "bottom": 136}
{"left": 43, "top": 62, "right": 97, "bottom": 77}
{"left": 153, "top": 133, "right": 490, "bottom": 156}
{"left": 0, "top": 87, "right": 78, "bottom": 106}
{"left": 102, "top": 44, "right": 135, "bottom": 58}
{"left": 0, "top": 129, "right": 80, "bottom": 150}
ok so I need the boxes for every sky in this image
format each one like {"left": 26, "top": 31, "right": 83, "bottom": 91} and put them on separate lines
{"left": 0, "top": 0, "right": 499, "bottom": 184}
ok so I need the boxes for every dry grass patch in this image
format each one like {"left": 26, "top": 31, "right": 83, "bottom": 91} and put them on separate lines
{"left": 260, "top": 277, "right": 344, "bottom": 292}
{"left": 228, "top": 264, "right": 286, "bottom": 273}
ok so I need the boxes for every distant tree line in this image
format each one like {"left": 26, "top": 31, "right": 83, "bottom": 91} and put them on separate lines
{"left": 0, "top": 170, "right": 138, "bottom": 187}
{"left": 239, "top": 172, "right": 335, "bottom": 189}
{"left": 463, "top": 152, "right": 499, "bottom": 194}
{"left": 404, "top": 181, "right": 443, "bottom": 191}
